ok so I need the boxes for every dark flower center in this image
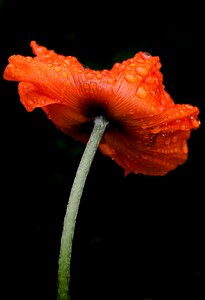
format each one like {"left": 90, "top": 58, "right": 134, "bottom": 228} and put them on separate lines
{"left": 83, "top": 102, "right": 108, "bottom": 119}
{"left": 79, "top": 99, "right": 123, "bottom": 135}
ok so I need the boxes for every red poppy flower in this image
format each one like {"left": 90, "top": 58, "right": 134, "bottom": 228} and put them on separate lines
{"left": 3, "top": 41, "right": 200, "bottom": 175}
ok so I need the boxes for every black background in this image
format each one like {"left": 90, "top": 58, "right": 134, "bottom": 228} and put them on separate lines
{"left": 0, "top": 1, "right": 204, "bottom": 299}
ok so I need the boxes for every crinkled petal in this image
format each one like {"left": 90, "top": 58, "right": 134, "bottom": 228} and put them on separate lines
{"left": 3, "top": 41, "right": 85, "bottom": 111}
{"left": 3, "top": 41, "right": 200, "bottom": 176}
{"left": 99, "top": 104, "right": 200, "bottom": 176}
{"left": 109, "top": 52, "right": 175, "bottom": 119}
{"left": 18, "top": 82, "right": 60, "bottom": 111}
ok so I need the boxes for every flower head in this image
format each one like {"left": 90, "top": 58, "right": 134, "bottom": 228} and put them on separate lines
{"left": 3, "top": 41, "right": 200, "bottom": 175}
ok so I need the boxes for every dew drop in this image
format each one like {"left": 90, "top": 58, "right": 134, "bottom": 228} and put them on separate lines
{"left": 165, "top": 138, "right": 171, "bottom": 145}
{"left": 190, "top": 116, "right": 200, "bottom": 128}
{"left": 172, "top": 136, "right": 178, "bottom": 143}
{"left": 85, "top": 72, "right": 93, "bottom": 79}
{"left": 26, "top": 57, "right": 32, "bottom": 63}
{"left": 96, "top": 73, "right": 103, "bottom": 79}
{"left": 182, "top": 142, "right": 188, "bottom": 154}
{"left": 64, "top": 59, "right": 71, "bottom": 66}
{"left": 107, "top": 77, "right": 115, "bottom": 84}
{"left": 142, "top": 52, "right": 151, "bottom": 58}
{"left": 40, "top": 99, "right": 45, "bottom": 105}
{"left": 54, "top": 66, "right": 61, "bottom": 72}
{"left": 28, "top": 99, "right": 35, "bottom": 105}
{"left": 61, "top": 72, "right": 68, "bottom": 78}
{"left": 136, "top": 66, "right": 148, "bottom": 76}
{"left": 53, "top": 61, "right": 60, "bottom": 66}
{"left": 150, "top": 127, "right": 161, "bottom": 134}
{"left": 145, "top": 76, "right": 155, "bottom": 84}
{"left": 136, "top": 87, "right": 147, "bottom": 98}
{"left": 125, "top": 74, "right": 136, "bottom": 83}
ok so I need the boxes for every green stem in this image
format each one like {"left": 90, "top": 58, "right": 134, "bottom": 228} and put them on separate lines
{"left": 57, "top": 116, "right": 109, "bottom": 300}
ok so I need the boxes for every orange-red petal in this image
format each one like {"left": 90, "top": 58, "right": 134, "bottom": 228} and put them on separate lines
{"left": 3, "top": 41, "right": 200, "bottom": 176}
{"left": 99, "top": 104, "right": 199, "bottom": 175}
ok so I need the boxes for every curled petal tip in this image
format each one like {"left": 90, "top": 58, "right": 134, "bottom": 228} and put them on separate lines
{"left": 30, "top": 40, "right": 49, "bottom": 56}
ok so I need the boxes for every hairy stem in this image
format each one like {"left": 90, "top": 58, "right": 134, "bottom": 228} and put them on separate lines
{"left": 57, "top": 116, "right": 109, "bottom": 300}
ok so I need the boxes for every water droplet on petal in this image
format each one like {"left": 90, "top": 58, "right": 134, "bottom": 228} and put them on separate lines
{"left": 107, "top": 77, "right": 115, "bottom": 84}
{"left": 165, "top": 138, "right": 171, "bottom": 145}
{"left": 54, "top": 66, "right": 61, "bottom": 72}
{"left": 182, "top": 142, "right": 188, "bottom": 154}
{"left": 150, "top": 127, "right": 161, "bottom": 134}
{"left": 26, "top": 57, "right": 32, "bottom": 63}
{"left": 61, "top": 72, "right": 68, "bottom": 78}
{"left": 172, "top": 136, "right": 178, "bottom": 143}
{"left": 142, "top": 52, "right": 152, "bottom": 58}
{"left": 64, "top": 59, "right": 71, "bottom": 66}
{"left": 125, "top": 74, "right": 136, "bottom": 83}
{"left": 190, "top": 116, "right": 200, "bottom": 128}
{"left": 145, "top": 76, "right": 155, "bottom": 84}
{"left": 96, "top": 73, "right": 103, "bottom": 79}
{"left": 40, "top": 99, "right": 45, "bottom": 105}
{"left": 136, "top": 66, "right": 148, "bottom": 76}
{"left": 53, "top": 61, "right": 60, "bottom": 66}
{"left": 28, "top": 99, "right": 35, "bottom": 105}
{"left": 136, "top": 87, "right": 147, "bottom": 98}
{"left": 174, "top": 111, "right": 180, "bottom": 118}
{"left": 85, "top": 72, "right": 93, "bottom": 79}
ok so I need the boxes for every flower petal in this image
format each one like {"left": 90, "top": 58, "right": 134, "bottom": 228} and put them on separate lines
{"left": 99, "top": 104, "right": 200, "bottom": 175}
{"left": 109, "top": 52, "right": 174, "bottom": 119}
{"left": 18, "top": 82, "right": 60, "bottom": 111}
{"left": 3, "top": 41, "right": 200, "bottom": 176}
{"left": 3, "top": 41, "right": 85, "bottom": 110}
